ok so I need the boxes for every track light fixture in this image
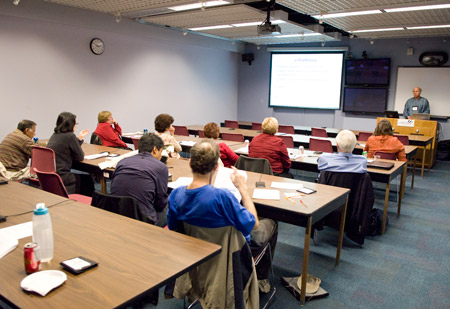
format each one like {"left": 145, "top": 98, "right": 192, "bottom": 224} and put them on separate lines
{"left": 115, "top": 13, "right": 121, "bottom": 23}
{"left": 13, "top": 0, "right": 20, "bottom": 5}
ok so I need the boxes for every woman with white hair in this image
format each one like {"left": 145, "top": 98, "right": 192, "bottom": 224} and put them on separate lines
{"left": 248, "top": 117, "right": 292, "bottom": 178}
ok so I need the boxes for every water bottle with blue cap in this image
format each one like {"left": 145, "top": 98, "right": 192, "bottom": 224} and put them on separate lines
{"left": 32, "top": 203, "right": 54, "bottom": 262}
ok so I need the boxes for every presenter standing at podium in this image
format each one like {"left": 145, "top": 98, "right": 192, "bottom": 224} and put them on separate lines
{"left": 403, "top": 87, "right": 430, "bottom": 119}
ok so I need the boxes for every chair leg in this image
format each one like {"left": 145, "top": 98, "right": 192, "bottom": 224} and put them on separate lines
{"left": 262, "top": 243, "right": 277, "bottom": 309}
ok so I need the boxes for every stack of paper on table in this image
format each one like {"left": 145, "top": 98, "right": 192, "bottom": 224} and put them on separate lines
{"left": 98, "top": 150, "right": 138, "bottom": 170}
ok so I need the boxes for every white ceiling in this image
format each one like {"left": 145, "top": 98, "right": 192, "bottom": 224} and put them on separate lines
{"left": 42, "top": 0, "right": 450, "bottom": 44}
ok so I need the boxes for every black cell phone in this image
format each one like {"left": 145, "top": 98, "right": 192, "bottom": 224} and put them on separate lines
{"left": 255, "top": 181, "right": 265, "bottom": 188}
{"left": 61, "top": 256, "right": 98, "bottom": 275}
{"left": 297, "top": 187, "right": 317, "bottom": 195}
{"left": 0, "top": 179, "right": 8, "bottom": 185}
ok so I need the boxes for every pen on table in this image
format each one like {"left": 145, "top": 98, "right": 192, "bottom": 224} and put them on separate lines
{"left": 299, "top": 199, "right": 308, "bottom": 208}
{"left": 285, "top": 196, "right": 296, "bottom": 204}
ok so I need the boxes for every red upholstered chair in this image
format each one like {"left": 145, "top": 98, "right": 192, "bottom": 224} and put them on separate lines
{"left": 224, "top": 120, "right": 239, "bottom": 128}
{"left": 173, "top": 125, "right": 189, "bottom": 136}
{"left": 309, "top": 138, "right": 333, "bottom": 153}
{"left": 29, "top": 146, "right": 56, "bottom": 187}
{"left": 221, "top": 133, "right": 244, "bottom": 142}
{"left": 251, "top": 122, "right": 262, "bottom": 130}
{"left": 394, "top": 135, "right": 409, "bottom": 145}
{"left": 34, "top": 169, "right": 92, "bottom": 205}
{"left": 311, "top": 128, "right": 328, "bottom": 138}
{"left": 374, "top": 151, "right": 397, "bottom": 160}
{"left": 278, "top": 135, "right": 294, "bottom": 148}
{"left": 132, "top": 138, "right": 140, "bottom": 150}
{"left": 358, "top": 132, "right": 373, "bottom": 141}
{"left": 198, "top": 130, "right": 205, "bottom": 138}
{"left": 278, "top": 125, "right": 295, "bottom": 134}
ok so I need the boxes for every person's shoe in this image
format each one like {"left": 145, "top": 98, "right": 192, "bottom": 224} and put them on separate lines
{"left": 258, "top": 279, "right": 271, "bottom": 293}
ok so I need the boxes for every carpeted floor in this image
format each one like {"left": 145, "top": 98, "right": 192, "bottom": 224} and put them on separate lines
{"left": 148, "top": 161, "right": 450, "bottom": 308}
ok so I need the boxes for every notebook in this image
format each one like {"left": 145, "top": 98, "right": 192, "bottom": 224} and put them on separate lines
{"left": 367, "top": 161, "right": 394, "bottom": 170}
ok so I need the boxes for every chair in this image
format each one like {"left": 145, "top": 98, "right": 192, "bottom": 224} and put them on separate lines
{"left": 394, "top": 135, "right": 410, "bottom": 145}
{"left": 221, "top": 132, "right": 244, "bottom": 142}
{"left": 173, "top": 125, "right": 189, "bottom": 136}
{"left": 90, "top": 132, "right": 103, "bottom": 145}
{"left": 374, "top": 151, "right": 397, "bottom": 160}
{"left": 317, "top": 171, "right": 374, "bottom": 245}
{"left": 224, "top": 120, "right": 239, "bottom": 128}
{"left": 34, "top": 169, "right": 92, "bottom": 205}
{"left": 173, "top": 223, "right": 259, "bottom": 309}
{"left": 311, "top": 127, "right": 328, "bottom": 137}
{"left": 132, "top": 138, "right": 140, "bottom": 150}
{"left": 235, "top": 155, "right": 273, "bottom": 175}
{"left": 358, "top": 132, "right": 373, "bottom": 142}
{"left": 278, "top": 125, "right": 295, "bottom": 134}
{"left": 29, "top": 146, "right": 56, "bottom": 186}
{"left": 198, "top": 130, "right": 205, "bottom": 138}
{"left": 251, "top": 122, "right": 262, "bottom": 130}
{"left": 278, "top": 135, "right": 294, "bottom": 148}
{"left": 91, "top": 191, "right": 148, "bottom": 222}
{"left": 309, "top": 138, "right": 333, "bottom": 153}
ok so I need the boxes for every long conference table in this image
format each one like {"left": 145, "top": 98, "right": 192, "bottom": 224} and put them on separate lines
{"left": 167, "top": 157, "right": 350, "bottom": 305}
{"left": 72, "top": 143, "right": 351, "bottom": 304}
{"left": 0, "top": 181, "right": 221, "bottom": 308}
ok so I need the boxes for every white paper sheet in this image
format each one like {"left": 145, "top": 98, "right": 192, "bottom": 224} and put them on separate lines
{"left": 84, "top": 152, "right": 109, "bottom": 160}
{"left": 168, "top": 177, "right": 193, "bottom": 189}
{"left": 252, "top": 189, "right": 280, "bottom": 200}
{"left": 122, "top": 132, "right": 144, "bottom": 136}
{"left": 213, "top": 167, "right": 247, "bottom": 202}
{"left": 234, "top": 146, "right": 248, "bottom": 154}
{"left": 0, "top": 221, "right": 32, "bottom": 259}
{"left": 271, "top": 182, "right": 303, "bottom": 190}
{"left": 98, "top": 150, "right": 138, "bottom": 170}
{"left": 179, "top": 141, "right": 196, "bottom": 146}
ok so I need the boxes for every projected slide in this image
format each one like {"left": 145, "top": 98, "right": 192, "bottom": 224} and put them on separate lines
{"left": 269, "top": 53, "right": 344, "bottom": 109}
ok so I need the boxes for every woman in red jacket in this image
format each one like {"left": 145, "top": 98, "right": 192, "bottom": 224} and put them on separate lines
{"left": 94, "top": 111, "right": 127, "bottom": 148}
{"left": 203, "top": 122, "right": 239, "bottom": 168}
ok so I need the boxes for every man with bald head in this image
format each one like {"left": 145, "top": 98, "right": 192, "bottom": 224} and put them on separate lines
{"left": 403, "top": 87, "right": 430, "bottom": 119}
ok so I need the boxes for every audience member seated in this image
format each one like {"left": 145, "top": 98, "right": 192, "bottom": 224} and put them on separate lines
{"left": 94, "top": 111, "right": 127, "bottom": 148}
{"left": 318, "top": 130, "right": 367, "bottom": 173}
{"left": 0, "top": 120, "right": 36, "bottom": 180}
{"left": 168, "top": 140, "right": 278, "bottom": 292}
{"left": 47, "top": 112, "right": 94, "bottom": 196}
{"left": 364, "top": 119, "right": 406, "bottom": 161}
{"left": 248, "top": 117, "right": 292, "bottom": 178}
{"left": 111, "top": 134, "right": 168, "bottom": 227}
{"left": 154, "top": 114, "right": 182, "bottom": 159}
{"left": 203, "top": 122, "right": 239, "bottom": 168}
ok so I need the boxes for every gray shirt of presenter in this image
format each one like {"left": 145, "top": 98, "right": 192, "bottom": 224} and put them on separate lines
{"left": 403, "top": 87, "right": 430, "bottom": 119}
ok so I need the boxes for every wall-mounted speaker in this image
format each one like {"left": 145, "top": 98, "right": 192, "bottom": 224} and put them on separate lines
{"left": 242, "top": 53, "right": 254, "bottom": 65}
{"left": 419, "top": 51, "right": 448, "bottom": 66}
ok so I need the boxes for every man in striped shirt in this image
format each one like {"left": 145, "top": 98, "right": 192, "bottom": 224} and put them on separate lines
{"left": 0, "top": 120, "right": 36, "bottom": 179}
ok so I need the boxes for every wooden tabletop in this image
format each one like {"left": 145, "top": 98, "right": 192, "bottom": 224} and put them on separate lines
{"left": 0, "top": 182, "right": 221, "bottom": 308}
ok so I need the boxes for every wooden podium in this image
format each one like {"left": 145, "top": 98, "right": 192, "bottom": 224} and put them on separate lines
{"left": 378, "top": 117, "right": 438, "bottom": 169}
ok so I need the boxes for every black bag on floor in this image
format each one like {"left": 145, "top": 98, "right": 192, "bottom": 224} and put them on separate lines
{"left": 437, "top": 140, "right": 450, "bottom": 161}
{"left": 368, "top": 208, "right": 387, "bottom": 236}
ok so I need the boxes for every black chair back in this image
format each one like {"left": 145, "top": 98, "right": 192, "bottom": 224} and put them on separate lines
{"left": 235, "top": 155, "right": 273, "bottom": 175}
{"left": 90, "top": 133, "right": 103, "bottom": 145}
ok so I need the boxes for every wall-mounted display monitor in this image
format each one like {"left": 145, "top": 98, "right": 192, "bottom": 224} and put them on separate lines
{"left": 269, "top": 52, "right": 344, "bottom": 109}
{"left": 345, "top": 58, "right": 390, "bottom": 86}
{"left": 343, "top": 87, "right": 388, "bottom": 114}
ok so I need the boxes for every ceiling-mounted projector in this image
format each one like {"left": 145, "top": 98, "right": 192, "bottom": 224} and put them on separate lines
{"left": 257, "top": 22, "right": 281, "bottom": 35}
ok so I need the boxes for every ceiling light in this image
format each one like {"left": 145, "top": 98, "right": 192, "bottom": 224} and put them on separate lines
{"left": 274, "top": 33, "right": 321, "bottom": 38}
{"left": 312, "top": 10, "right": 381, "bottom": 19}
{"left": 168, "top": 0, "right": 230, "bottom": 12}
{"left": 188, "top": 25, "right": 232, "bottom": 31}
{"left": 406, "top": 24, "right": 450, "bottom": 30}
{"left": 13, "top": 0, "right": 20, "bottom": 5}
{"left": 385, "top": 4, "right": 450, "bottom": 13}
{"left": 351, "top": 27, "right": 404, "bottom": 33}
{"left": 231, "top": 20, "right": 285, "bottom": 27}
{"left": 115, "top": 13, "right": 121, "bottom": 23}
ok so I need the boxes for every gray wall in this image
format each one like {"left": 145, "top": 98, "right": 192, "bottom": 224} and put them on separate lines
{"left": 238, "top": 36, "right": 450, "bottom": 139}
{"left": 0, "top": 0, "right": 243, "bottom": 140}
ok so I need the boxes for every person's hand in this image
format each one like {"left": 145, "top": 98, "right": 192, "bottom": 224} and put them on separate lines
{"left": 169, "top": 125, "right": 175, "bottom": 136}
{"left": 78, "top": 129, "right": 89, "bottom": 140}
{"left": 408, "top": 116, "right": 412, "bottom": 120}
{"left": 230, "top": 167, "right": 247, "bottom": 191}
